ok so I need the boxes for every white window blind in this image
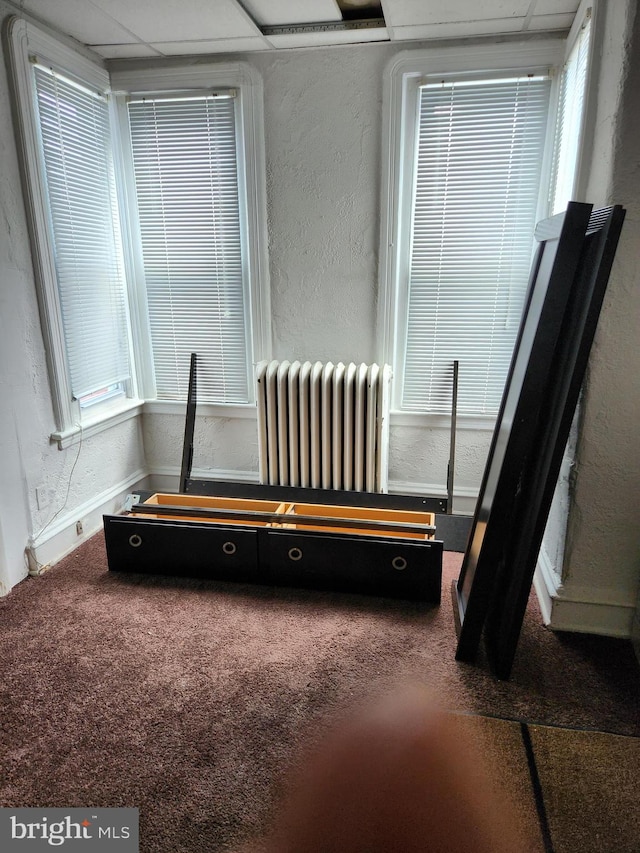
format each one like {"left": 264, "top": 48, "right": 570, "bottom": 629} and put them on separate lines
{"left": 402, "top": 75, "right": 551, "bottom": 415}
{"left": 127, "top": 93, "right": 250, "bottom": 404}
{"left": 550, "top": 14, "right": 592, "bottom": 214}
{"left": 33, "top": 65, "right": 131, "bottom": 401}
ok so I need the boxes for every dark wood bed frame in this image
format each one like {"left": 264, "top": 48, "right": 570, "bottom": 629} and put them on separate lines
{"left": 454, "top": 202, "right": 625, "bottom": 678}
{"left": 104, "top": 352, "right": 446, "bottom": 603}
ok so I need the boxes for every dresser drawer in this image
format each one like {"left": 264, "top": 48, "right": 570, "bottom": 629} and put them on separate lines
{"left": 261, "top": 529, "right": 441, "bottom": 602}
{"left": 104, "top": 516, "right": 260, "bottom": 583}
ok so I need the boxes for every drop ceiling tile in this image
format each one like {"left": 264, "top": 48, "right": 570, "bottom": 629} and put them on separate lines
{"left": 15, "top": 0, "right": 582, "bottom": 56}
{"left": 19, "top": 0, "right": 139, "bottom": 44}
{"left": 266, "top": 26, "right": 389, "bottom": 49}
{"left": 92, "top": 43, "right": 161, "bottom": 58}
{"left": 89, "top": 0, "right": 261, "bottom": 43}
{"left": 152, "top": 36, "right": 271, "bottom": 55}
{"left": 391, "top": 18, "right": 525, "bottom": 41}
{"left": 241, "top": 0, "right": 342, "bottom": 26}
{"left": 532, "top": 0, "right": 580, "bottom": 14}
{"left": 383, "top": 0, "right": 531, "bottom": 27}
{"left": 527, "top": 13, "right": 575, "bottom": 31}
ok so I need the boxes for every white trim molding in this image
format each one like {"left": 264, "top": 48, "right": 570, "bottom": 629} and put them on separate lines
{"left": 533, "top": 546, "right": 562, "bottom": 626}
{"left": 391, "top": 411, "right": 496, "bottom": 432}
{"left": 26, "top": 466, "right": 149, "bottom": 576}
{"left": 546, "top": 593, "right": 636, "bottom": 639}
{"left": 5, "top": 16, "right": 140, "bottom": 437}
{"left": 52, "top": 399, "right": 144, "bottom": 449}
{"left": 377, "top": 38, "right": 566, "bottom": 418}
{"left": 5, "top": 16, "right": 98, "bottom": 432}
{"left": 110, "top": 60, "right": 272, "bottom": 404}
{"left": 143, "top": 400, "right": 258, "bottom": 419}
{"left": 377, "top": 39, "right": 565, "bottom": 369}
{"left": 535, "top": 554, "right": 637, "bottom": 638}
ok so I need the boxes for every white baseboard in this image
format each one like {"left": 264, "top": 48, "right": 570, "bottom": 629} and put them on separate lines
{"left": 533, "top": 547, "right": 561, "bottom": 626}
{"left": 534, "top": 549, "right": 636, "bottom": 638}
{"left": 27, "top": 467, "right": 149, "bottom": 575}
{"left": 547, "top": 595, "right": 636, "bottom": 638}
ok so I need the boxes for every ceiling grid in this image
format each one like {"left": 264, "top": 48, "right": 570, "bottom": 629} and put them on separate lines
{"left": 10, "top": 0, "right": 580, "bottom": 58}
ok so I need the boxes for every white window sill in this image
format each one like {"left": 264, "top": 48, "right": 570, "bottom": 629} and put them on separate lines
{"left": 390, "top": 410, "right": 497, "bottom": 431}
{"left": 51, "top": 399, "right": 144, "bottom": 449}
{"left": 143, "top": 400, "right": 258, "bottom": 419}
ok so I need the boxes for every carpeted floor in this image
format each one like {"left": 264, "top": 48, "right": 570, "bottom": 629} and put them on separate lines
{"left": 0, "top": 532, "right": 639, "bottom": 852}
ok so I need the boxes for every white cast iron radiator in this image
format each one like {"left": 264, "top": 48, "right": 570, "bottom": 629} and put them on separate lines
{"left": 255, "top": 360, "right": 392, "bottom": 493}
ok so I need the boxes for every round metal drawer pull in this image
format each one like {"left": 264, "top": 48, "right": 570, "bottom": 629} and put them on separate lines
{"left": 288, "top": 547, "right": 303, "bottom": 562}
{"left": 222, "top": 541, "right": 237, "bottom": 555}
{"left": 129, "top": 534, "right": 142, "bottom": 548}
{"left": 392, "top": 556, "right": 407, "bottom": 571}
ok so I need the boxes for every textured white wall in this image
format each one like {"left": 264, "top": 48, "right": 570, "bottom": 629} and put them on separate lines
{"left": 566, "top": 0, "right": 640, "bottom": 601}
{"left": 543, "top": 0, "right": 640, "bottom": 635}
{"left": 143, "top": 412, "right": 260, "bottom": 483}
{"left": 0, "top": 2, "right": 147, "bottom": 593}
{"left": 0, "top": 2, "right": 52, "bottom": 591}
{"left": 141, "top": 42, "right": 495, "bottom": 503}
{"left": 255, "top": 47, "right": 380, "bottom": 364}
{"left": 254, "top": 44, "right": 494, "bottom": 506}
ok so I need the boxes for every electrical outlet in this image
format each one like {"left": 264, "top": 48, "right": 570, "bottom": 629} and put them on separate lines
{"left": 75, "top": 520, "right": 83, "bottom": 536}
{"left": 36, "top": 486, "right": 56, "bottom": 511}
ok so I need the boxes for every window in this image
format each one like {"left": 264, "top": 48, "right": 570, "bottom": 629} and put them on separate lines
{"left": 126, "top": 92, "right": 251, "bottom": 404}
{"left": 33, "top": 64, "right": 131, "bottom": 407}
{"left": 6, "top": 18, "right": 139, "bottom": 445}
{"left": 380, "top": 41, "right": 572, "bottom": 422}
{"left": 550, "top": 5, "right": 593, "bottom": 214}
{"left": 112, "top": 62, "right": 270, "bottom": 410}
{"left": 404, "top": 74, "right": 551, "bottom": 415}
{"left": 7, "top": 18, "right": 270, "bottom": 442}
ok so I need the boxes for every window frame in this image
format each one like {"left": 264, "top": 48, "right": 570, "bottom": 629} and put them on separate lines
{"left": 6, "top": 18, "right": 271, "bottom": 443}
{"left": 5, "top": 17, "right": 142, "bottom": 448}
{"left": 110, "top": 61, "right": 272, "bottom": 415}
{"left": 378, "top": 39, "right": 567, "bottom": 429}
{"left": 550, "top": 0, "right": 597, "bottom": 214}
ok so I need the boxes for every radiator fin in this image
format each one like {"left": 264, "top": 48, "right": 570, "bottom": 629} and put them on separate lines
{"left": 256, "top": 360, "right": 391, "bottom": 493}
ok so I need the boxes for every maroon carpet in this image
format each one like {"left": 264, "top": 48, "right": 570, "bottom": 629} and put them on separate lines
{"left": 1, "top": 533, "right": 638, "bottom": 851}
